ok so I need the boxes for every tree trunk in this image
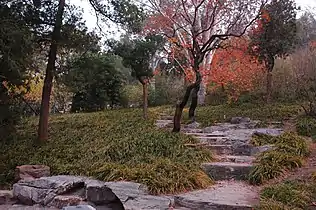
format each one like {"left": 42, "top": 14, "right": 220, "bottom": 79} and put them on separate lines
{"left": 173, "top": 84, "right": 196, "bottom": 132}
{"left": 197, "top": 81, "right": 205, "bottom": 105}
{"left": 142, "top": 82, "right": 148, "bottom": 120}
{"left": 189, "top": 85, "right": 200, "bottom": 122}
{"left": 173, "top": 67, "right": 201, "bottom": 132}
{"left": 266, "top": 56, "right": 274, "bottom": 103}
{"left": 266, "top": 71, "right": 272, "bottom": 103}
{"left": 37, "top": 0, "right": 65, "bottom": 142}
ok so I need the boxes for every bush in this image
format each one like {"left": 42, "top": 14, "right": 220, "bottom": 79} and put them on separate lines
{"left": 296, "top": 117, "right": 316, "bottom": 140}
{"left": 64, "top": 53, "right": 124, "bottom": 112}
{"left": 259, "top": 180, "right": 316, "bottom": 209}
{"left": 249, "top": 133, "right": 309, "bottom": 185}
{"left": 0, "top": 108, "right": 213, "bottom": 194}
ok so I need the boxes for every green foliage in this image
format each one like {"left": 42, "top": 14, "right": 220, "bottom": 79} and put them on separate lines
{"left": 296, "top": 117, "right": 316, "bottom": 140}
{"left": 259, "top": 180, "right": 316, "bottom": 209}
{"left": 249, "top": 0, "right": 297, "bottom": 69}
{"left": 0, "top": 4, "right": 35, "bottom": 138}
{"left": 0, "top": 108, "right": 213, "bottom": 194}
{"left": 64, "top": 53, "right": 124, "bottom": 112}
{"left": 110, "top": 35, "right": 165, "bottom": 83}
{"left": 193, "top": 103, "right": 299, "bottom": 126}
{"left": 249, "top": 133, "right": 309, "bottom": 185}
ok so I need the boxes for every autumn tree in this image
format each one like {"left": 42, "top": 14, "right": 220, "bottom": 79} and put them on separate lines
{"left": 144, "top": 0, "right": 267, "bottom": 132}
{"left": 110, "top": 35, "right": 165, "bottom": 119}
{"left": 249, "top": 0, "right": 297, "bottom": 103}
{"left": 210, "top": 37, "right": 265, "bottom": 102}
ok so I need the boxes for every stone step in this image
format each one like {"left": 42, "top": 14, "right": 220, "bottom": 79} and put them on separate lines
{"left": 214, "top": 155, "right": 255, "bottom": 164}
{"left": 156, "top": 120, "right": 173, "bottom": 123}
{"left": 174, "top": 181, "right": 259, "bottom": 209}
{"left": 160, "top": 115, "right": 174, "bottom": 120}
{"left": 198, "top": 137, "right": 231, "bottom": 145}
{"left": 184, "top": 132, "right": 226, "bottom": 137}
{"left": 202, "top": 162, "right": 253, "bottom": 181}
{"left": 181, "top": 129, "right": 204, "bottom": 133}
{"left": 205, "top": 145, "right": 233, "bottom": 155}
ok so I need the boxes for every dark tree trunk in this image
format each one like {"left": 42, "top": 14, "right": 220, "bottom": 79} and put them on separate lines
{"left": 266, "top": 71, "right": 272, "bottom": 103}
{"left": 188, "top": 85, "right": 200, "bottom": 122}
{"left": 37, "top": 0, "right": 65, "bottom": 142}
{"left": 173, "top": 66, "right": 201, "bottom": 132}
{"left": 173, "top": 84, "right": 196, "bottom": 132}
{"left": 142, "top": 82, "right": 148, "bottom": 120}
{"left": 266, "top": 56, "right": 274, "bottom": 103}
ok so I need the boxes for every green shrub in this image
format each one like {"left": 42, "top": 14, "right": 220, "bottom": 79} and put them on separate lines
{"left": 249, "top": 133, "right": 309, "bottom": 185}
{"left": 296, "top": 117, "right": 316, "bottom": 140}
{"left": 0, "top": 108, "right": 213, "bottom": 194}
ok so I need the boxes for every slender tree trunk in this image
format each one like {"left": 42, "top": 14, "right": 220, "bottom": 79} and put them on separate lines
{"left": 189, "top": 85, "right": 200, "bottom": 122}
{"left": 37, "top": 0, "right": 65, "bottom": 142}
{"left": 188, "top": 70, "right": 202, "bottom": 122}
{"left": 266, "top": 70, "right": 272, "bottom": 103}
{"left": 266, "top": 56, "right": 274, "bottom": 103}
{"left": 173, "top": 84, "right": 196, "bottom": 132}
{"left": 142, "top": 82, "right": 148, "bottom": 120}
{"left": 173, "top": 66, "right": 201, "bottom": 132}
{"left": 197, "top": 81, "right": 205, "bottom": 105}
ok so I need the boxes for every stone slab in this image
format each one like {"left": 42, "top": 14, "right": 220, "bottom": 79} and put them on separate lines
{"left": 202, "top": 162, "right": 253, "bottom": 181}
{"left": 174, "top": 181, "right": 259, "bottom": 210}
{"left": 214, "top": 155, "right": 255, "bottom": 164}
{"left": 205, "top": 145, "right": 233, "bottom": 155}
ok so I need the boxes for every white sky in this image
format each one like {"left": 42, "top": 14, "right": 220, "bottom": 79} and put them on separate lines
{"left": 69, "top": 0, "right": 316, "bottom": 39}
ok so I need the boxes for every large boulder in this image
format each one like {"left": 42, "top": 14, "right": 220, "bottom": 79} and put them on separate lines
{"left": 15, "top": 165, "right": 50, "bottom": 181}
{"left": 12, "top": 176, "right": 124, "bottom": 209}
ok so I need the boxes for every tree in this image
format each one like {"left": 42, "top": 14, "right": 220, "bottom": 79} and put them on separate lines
{"left": 0, "top": 3, "right": 35, "bottom": 138}
{"left": 249, "top": 0, "right": 297, "bottom": 103}
{"left": 38, "top": 0, "right": 66, "bottom": 142}
{"left": 5, "top": 0, "right": 142, "bottom": 141}
{"left": 64, "top": 53, "right": 123, "bottom": 112}
{"left": 210, "top": 37, "right": 265, "bottom": 102}
{"left": 144, "top": 0, "right": 266, "bottom": 132}
{"left": 110, "top": 35, "right": 164, "bottom": 119}
{"left": 296, "top": 11, "right": 316, "bottom": 48}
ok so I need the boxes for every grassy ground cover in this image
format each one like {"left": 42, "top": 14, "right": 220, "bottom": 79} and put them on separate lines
{"left": 0, "top": 108, "right": 212, "bottom": 194}
{"left": 249, "top": 132, "right": 310, "bottom": 185}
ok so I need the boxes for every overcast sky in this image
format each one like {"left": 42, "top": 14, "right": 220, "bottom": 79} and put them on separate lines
{"left": 69, "top": 0, "right": 316, "bottom": 38}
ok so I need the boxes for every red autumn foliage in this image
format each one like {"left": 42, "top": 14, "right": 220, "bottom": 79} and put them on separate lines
{"left": 208, "top": 37, "right": 265, "bottom": 101}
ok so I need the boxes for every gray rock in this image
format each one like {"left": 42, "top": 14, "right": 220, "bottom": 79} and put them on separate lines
{"left": 85, "top": 179, "right": 121, "bottom": 205}
{"left": 184, "top": 121, "right": 200, "bottom": 129}
{"left": 202, "top": 162, "right": 253, "bottom": 181}
{"left": 251, "top": 145, "right": 274, "bottom": 156}
{"left": 0, "top": 190, "right": 14, "bottom": 205}
{"left": 104, "top": 181, "right": 172, "bottom": 210}
{"left": 48, "top": 195, "right": 85, "bottom": 209}
{"left": 232, "top": 143, "right": 253, "bottom": 156}
{"left": 63, "top": 205, "right": 96, "bottom": 210}
{"left": 253, "top": 128, "right": 283, "bottom": 136}
{"left": 174, "top": 181, "right": 259, "bottom": 209}
{"left": 231, "top": 117, "right": 251, "bottom": 124}
{"left": 15, "top": 165, "right": 50, "bottom": 181}
{"left": 12, "top": 176, "right": 127, "bottom": 210}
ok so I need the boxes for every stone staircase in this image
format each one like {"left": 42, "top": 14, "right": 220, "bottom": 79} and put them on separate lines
{"left": 156, "top": 115, "right": 283, "bottom": 209}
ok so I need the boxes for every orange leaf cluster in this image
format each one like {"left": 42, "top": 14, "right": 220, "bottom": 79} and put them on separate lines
{"left": 208, "top": 37, "right": 265, "bottom": 101}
